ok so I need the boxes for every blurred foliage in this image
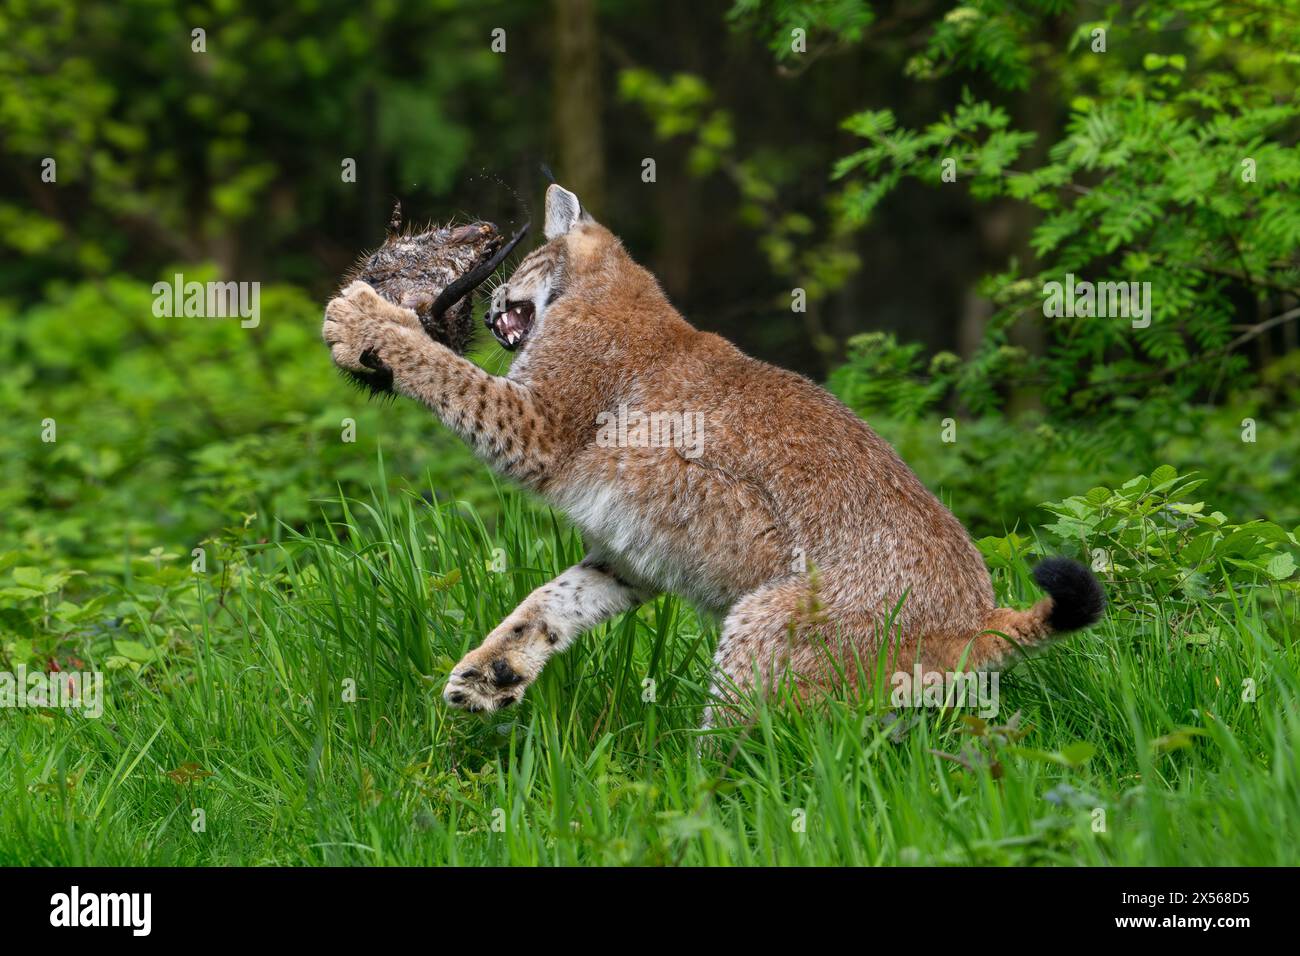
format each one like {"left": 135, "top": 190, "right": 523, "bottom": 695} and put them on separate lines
{"left": 618, "top": 0, "right": 1300, "bottom": 530}
{"left": 830, "top": 331, "right": 1300, "bottom": 533}
{"left": 619, "top": 67, "right": 861, "bottom": 362}
{"left": 0, "top": 0, "right": 515, "bottom": 285}
{"left": 726, "top": 0, "right": 1300, "bottom": 414}
{"left": 0, "top": 273, "right": 490, "bottom": 574}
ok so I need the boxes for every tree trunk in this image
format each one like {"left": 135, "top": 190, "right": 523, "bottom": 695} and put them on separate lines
{"left": 552, "top": 0, "right": 605, "bottom": 215}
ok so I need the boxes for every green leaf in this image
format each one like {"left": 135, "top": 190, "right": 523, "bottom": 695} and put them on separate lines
{"left": 0, "top": 587, "right": 47, "bottom": 600}
{"left": 113, "top": 640, "right": 157, "bottom": 663}
{"left": 1060, "top": 741, "right": 1097, "bottom": 766}
{"left": 1265, "top": 553, "right": 1297, "bottom": 581}
{"left": 12, "top": 567, "right": 48, "bottom": 592}
{"left": 1085, "top": 487, "right": 1111, "bottom": 505}
{"left": 1149, "top": 465, "right": 1179, "bottom": 488}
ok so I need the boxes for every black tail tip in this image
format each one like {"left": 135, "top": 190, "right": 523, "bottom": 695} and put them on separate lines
{"left": 1032, "top": 557, "right": 1105, "bottom": 632}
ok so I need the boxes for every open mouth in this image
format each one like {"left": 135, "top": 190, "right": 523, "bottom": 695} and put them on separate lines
{"left": 487, "top": 301, "right": 535, "bottom": 350}
{"left": 422, "top": 223, "right": 529, "bottom": 333}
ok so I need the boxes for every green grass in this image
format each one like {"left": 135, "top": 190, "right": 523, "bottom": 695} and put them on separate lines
{"left": 2, "top": 468, "right": 1299, "bottom": 866}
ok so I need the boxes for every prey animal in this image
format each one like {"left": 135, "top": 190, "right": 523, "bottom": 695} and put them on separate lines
{"left": 340, "top": 201, "right": 527, "bottom": 393}
{"left": 322, "top": 185, "right": 1104, "bottom": 724}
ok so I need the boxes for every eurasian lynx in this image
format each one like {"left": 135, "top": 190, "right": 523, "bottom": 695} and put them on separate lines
{"left": 322, "top": 184, "right": 1104, "bottom": 724}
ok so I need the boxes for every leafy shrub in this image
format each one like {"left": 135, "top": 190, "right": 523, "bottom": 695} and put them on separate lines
{"left": 979, "top": 466, "right": 1299, "bottom": 631}
{"left": 828, "top": 331, "right": 1300, "bottom": 535}
{"left": 0, "top": 274, "right": 492, "bottom": 578}
{"left": 648, "top": 2, "right": 1300, "bottom": 414}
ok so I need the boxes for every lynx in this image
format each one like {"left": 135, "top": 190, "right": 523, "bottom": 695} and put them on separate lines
{"left": 322, "top": 184, "right": 1104, "bottom": 723}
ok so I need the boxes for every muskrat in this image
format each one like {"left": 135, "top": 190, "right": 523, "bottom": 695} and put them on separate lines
{"left": 340, "top": 201, "right": 528, "bottom": 394}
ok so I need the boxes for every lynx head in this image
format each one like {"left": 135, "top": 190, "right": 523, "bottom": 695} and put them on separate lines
{"left": 484, "top": 184, "right": 616, "bottom": 351}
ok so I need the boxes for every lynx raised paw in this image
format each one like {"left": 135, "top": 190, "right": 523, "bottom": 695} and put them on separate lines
{"left": 322, "top": 281, "right": 423, "bottom": 373}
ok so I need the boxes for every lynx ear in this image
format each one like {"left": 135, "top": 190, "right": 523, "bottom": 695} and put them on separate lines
{"left": 544, "top": 184, "right": 589, "bottom": 240}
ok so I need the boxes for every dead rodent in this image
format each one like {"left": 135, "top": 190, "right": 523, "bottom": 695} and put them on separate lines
{"left": 338, "top": 202, "right": 528, "bottom": 394}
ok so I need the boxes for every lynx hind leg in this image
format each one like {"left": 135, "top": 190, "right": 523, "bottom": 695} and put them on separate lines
{"left": 704, "top": 575, "right": 844, "bottom": 728}
{"left": 443, "top": 556, "right": 651, "bottom": 713}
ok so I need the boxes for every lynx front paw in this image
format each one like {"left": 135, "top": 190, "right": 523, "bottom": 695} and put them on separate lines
{"left": 443, "top": 616, "right": 555, "bottom": 713}
{"left": 322, "top": 281, "right": 423, "bottom": 373}
{"left": 443, "top": 650, "right": 534, "bottom": 713}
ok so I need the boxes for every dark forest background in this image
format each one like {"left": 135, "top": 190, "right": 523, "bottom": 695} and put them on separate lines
{"left": 5, "top": 0, "right": 1037, "bottom": 375}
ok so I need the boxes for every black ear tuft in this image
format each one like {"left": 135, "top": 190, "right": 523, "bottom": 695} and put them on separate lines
{"left": 1032, "top": 557, "right": 1106, "bottom": 632}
